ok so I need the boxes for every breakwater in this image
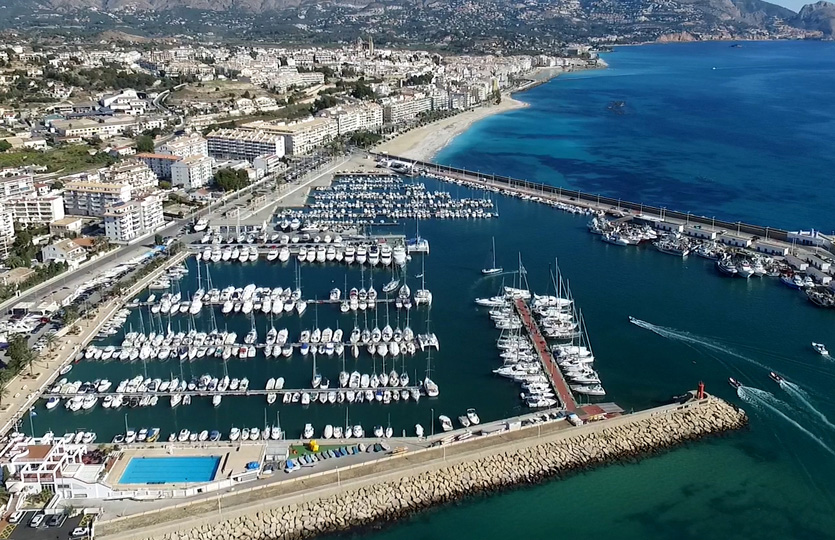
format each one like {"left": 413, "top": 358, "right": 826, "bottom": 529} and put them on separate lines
{"left": 98, "top": 395, "right": 746, "bottom": 540}
{"left": 375, "top": 153, "right": 796, "bottom": 243}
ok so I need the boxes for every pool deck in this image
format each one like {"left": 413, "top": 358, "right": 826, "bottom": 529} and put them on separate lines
{"left": 108, "top": 445, "right": 265, "bottom": 490}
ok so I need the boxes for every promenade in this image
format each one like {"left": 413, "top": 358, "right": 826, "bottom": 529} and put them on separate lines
{"left": 0, "top": 251, "right": 189, "bottom": 436}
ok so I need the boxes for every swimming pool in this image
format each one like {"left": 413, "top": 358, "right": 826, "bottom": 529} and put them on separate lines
{"left": 119, "top": 456, "right": 221, "bottom": 484}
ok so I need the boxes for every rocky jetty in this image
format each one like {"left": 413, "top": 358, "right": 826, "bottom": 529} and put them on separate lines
{"left": 105, "top": 397, "right": 746, "bottom": 540}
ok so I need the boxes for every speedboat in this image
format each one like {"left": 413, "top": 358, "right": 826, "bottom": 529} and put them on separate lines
{"left": 728, "top": 377, "right": 742, "bottom": 389}
{"left": 438, "top": 415, "right": 453, "bottom": 432}
{"left": 769, "top": 372, "right": 784, "bottom": 384}
{"left": 812, "top": 342, "right": 829, "bottom": 356}
{"left": 466, "top": 408, "right": 480, "bottom": 425}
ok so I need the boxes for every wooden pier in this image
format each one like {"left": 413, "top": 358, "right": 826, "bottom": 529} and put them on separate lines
{"left": 512, "top": 298, "right": 577, "bottom": 412}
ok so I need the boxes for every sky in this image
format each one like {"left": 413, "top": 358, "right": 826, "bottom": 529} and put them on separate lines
{"left": 767, "top": 0, "right": 806, "bottom": 12}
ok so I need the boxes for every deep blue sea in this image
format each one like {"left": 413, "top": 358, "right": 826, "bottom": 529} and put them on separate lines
{"left": 437, "top": 41, "right": 835, "bottom": 232}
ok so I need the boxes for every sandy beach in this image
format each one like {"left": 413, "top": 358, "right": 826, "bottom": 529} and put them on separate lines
{"left": 375, "top": 95, "right": 529, "bottom": 162}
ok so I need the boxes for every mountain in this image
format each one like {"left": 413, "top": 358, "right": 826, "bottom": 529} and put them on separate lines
{"left": 792, "top": 0, "right": 835, "bottom": 34}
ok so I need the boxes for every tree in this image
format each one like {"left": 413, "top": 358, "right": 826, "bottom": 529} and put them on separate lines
{"left": 158, "top": 180, "right": 172, "bottom": 190}
{"left": 214, "top": 168, "right": 250, "bottom": 192}
{"left": 135, "top": 135, "right": 154, "bottom": 153}
{"left": 8, "top": 335, "right": 35, "bottom": 376}
{"left": 0, "top": 140, "right": 11, "bottom": 153}
{"left": 61, "top": 306, "right": 79, "bottom": 326}
{"left": 52, "top": 180, "right": 64, "bottom": 190}
{"left": 154, "top": 234, "right": 164, "bottom": 245}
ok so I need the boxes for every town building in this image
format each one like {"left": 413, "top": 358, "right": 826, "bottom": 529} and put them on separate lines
{"left": 41, "top": 238, "right": 87, "bottom": 269}
{"left": 5, "top": 194, "right": 65, "bottom": 225}
{"left": 0, "top": 205, "right": 14, "bottom": 260}
{"left": 253, "top": 154, "right": 286, "bottom": 178}
{"left": 317, "top": 103, "right": 383, "bottom": 136}
{"left": 381, "top": 95, "right": 433, "bottom": 124}
{"left": 103, "top": 192, "right": 164, "bottom": 243}
{"left": 136, "top": 153, "right": 180, "bottom": 181}
{"left": 171, "top": 155, "right": 215, "bottom": 190}
{"left": 0, "top": 174, "right": 34, "bottom": 198}
{"left": 49, "top": 216, "right": 84, "bottom": 237}
{"left": 241, "top": 118, "right": 337, "bottom": 155}
{"left": 157, "top": 133, "right": 209, "bottom": 158}
{"left": 63, "top": 181, "right": 132, "bottom": 217}
{"left": 206, "top": 128, "right": 285, "bottom": 162}
{"left": 100, "top": 160, "right": 158, "bottom": 193}
{"left": 51, "top": 116, "right": 137, "bottom": 139}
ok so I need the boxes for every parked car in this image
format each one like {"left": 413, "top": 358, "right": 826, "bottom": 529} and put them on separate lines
{"left": 8, "top": 510, "right": 24, "bottom": 523}
{"left": 70, "top": 526, "right": 88, "bottom": 538}
{"left": 46, "top": 512, "right": 67, "bottom": 528}
{"left": 28, "top": 513, "right": 44, "bottom": 527}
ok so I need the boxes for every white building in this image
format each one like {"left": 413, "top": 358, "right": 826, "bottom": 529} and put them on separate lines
{"left": 157, "top": 133, "right": 209, "bottom": 158}
{"left": 103, "top": 192, "right": 164, "bottom": 243}
{"left": 0, "top": 205, "right": 14, "bottom": 260}
{"left": 317, "top": 103, "right": 383, "bottom": 136}
{"left": 41, "top": 238, "right": 87, "bottom": 269}
{"left": 100, "top": 89, "right": 147, "bottom": 115}
{"left": 5, "top": 194, "right": 65, "bottom": 225}
{"left": 51, "top": 115, "right": 137, "bottom": 139}
{"left": 49, "top": 216, "right": 84, "bottom": 237}
{"left": 253, "top": 154, "right": 286, "bottom": 179}
{"left": 136, "top": 153, "right": 181, "bottom": 180}
{"left": 0, "top": 174, "right": 34, "bottom": 198}
{"left": 242, "top": 118, "right": 337, "bottom": 155}
{"left": 100, "top": 160, "right": 158, "bottom": 193}
{"left": 381, "top": 95, "right": 432, "bottom": 123}
{"left": 63, "top": 181, "right": 132, "bottom": 217}
{"left": 171, "top": 155, "right": 215, "bottom": 190}
{"left": 206, "top": 128, "right": 285, "bottom": 162}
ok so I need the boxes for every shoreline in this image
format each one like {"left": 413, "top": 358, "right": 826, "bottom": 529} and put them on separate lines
{"left": 375, "top": 67, "right": 566, "bottom": 162}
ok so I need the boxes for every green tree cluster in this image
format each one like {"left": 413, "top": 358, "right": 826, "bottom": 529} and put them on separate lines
{"left": 348, "top": 130, "right": 383, "bottom": 148}
{"left": 214, "top": 168, "right": 250, "bottom": 192}
{"left": 135, "top": 135, "right": 154, "bottom": 153}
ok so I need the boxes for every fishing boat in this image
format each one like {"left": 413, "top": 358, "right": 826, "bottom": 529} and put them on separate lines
{"left": 481, "top": 237, "right": 503, "bottom": 275}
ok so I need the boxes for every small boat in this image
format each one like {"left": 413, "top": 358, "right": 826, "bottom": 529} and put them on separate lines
{"left": 769, "top": 371, "right": 784, "bottom": 384}
{"left": 728, "top": 377, "right": 742, "bottom": 389}
{"left": 438, "top": 415, "right": 453, "bottom": 432}
{"left": 303, "top": 423, "right": 314, "bottom": 439}
{"left": 812, "top": 342, "right": 829, "bottom": 356}
{"left": 415, "top": 424, "right": 424, "bottom": 437}
{"left": 466, "top": 408, "right": 480, "bottom": 425}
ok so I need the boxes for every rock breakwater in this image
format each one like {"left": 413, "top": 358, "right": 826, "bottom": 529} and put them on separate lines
{"left": 102, "top": 397, "right": 746, "bottom": 540}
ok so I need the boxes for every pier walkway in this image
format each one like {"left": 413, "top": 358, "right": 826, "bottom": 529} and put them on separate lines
{"left": 513, "top": 298, "right": 576, "bottom": 412}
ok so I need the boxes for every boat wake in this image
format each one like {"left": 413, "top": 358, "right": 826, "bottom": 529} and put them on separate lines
{"left": 780, "top": 381, "right": 835, "bottom": 432}
{"left": 629, "top": 318, "right": 771, "bottom": 371}
{"left": 738, "top": 386, "right": 835, "bottom": 457}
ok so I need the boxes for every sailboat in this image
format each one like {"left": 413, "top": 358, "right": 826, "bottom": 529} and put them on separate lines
{"left": 481, "top": 236, "right": 503, "bottom": 275}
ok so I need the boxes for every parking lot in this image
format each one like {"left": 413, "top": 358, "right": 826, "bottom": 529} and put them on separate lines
{"left": 2, "top": 511, "right": 89, "bottom": 540}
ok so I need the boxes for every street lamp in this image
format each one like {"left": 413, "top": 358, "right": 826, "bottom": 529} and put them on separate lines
{"left": 430, "top": 407, "right": 434, "bottom": 437}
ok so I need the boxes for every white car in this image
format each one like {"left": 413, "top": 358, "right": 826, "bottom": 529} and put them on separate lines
{"left": 28, "top": 513, "right": 44, "bottom": 528}
{"left": 70, "top": 527, "right": 89, "bottom": 538}
{"left": 7, "top": 511, "right": 24, "bottom": 523}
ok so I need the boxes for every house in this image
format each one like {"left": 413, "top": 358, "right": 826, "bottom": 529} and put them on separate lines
{"left": 41, "top": 238, "right": 88, "bottom": 269}
{"left": 49, "top": 217, "right": 84, "bottom": 237}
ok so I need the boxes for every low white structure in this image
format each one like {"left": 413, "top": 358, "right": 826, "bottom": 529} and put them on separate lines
{"left": 41, "top": 238, "right": 87, "bottom": 268}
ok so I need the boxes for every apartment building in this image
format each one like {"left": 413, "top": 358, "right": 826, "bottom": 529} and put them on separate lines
{"left": 103, "top": 192, "right": 164, "bottom": 243}
{"left": 41, "top": 238, "right": 87, "bottom": 269}
{"left": 0, "top": 174, "right": 34, "bottom": 198}
{"left": 171, "top": 155, "right": 215, "bottom": 190}
{"left": 317, "top": 103, "right": 383, "bottom": 136}
{"left": 157, "top": 133, "right": 209, "bottom": 158}
{"left": 381, "top": 95, "right": 433, "bottom": 123}
{"left": 0, "top": 205, "right": 14, "bottom": 260}
{"left": 206, "top": 128, "right": 285, "bottom": 162}
{"left": 241, "top": 117, "right": 337, "bottom": 155}
{"left": 136, "top": 153, "right": 180, "bottom": 180}
{"left": 100, "top": 160, "right": 158, "bottom": 193}
{"left": 5, "top": 195, "right": 65, "bottom": 225}
{"left": 63, "top": 181, "right": 132, "bottom": 217}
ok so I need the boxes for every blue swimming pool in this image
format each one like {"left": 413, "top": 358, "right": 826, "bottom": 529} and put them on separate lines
{"left": 119, "top": 456, "right": 221, "bottom": 484}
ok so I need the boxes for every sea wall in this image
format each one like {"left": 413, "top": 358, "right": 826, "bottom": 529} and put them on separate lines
{"left": 99, "top": 397, "right": 747, "bottom": 540}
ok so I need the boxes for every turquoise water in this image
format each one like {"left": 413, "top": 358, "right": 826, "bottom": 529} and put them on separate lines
{"left": 119, "top": 456, "right": 220, "bottom": 484}
{"left": 437, "top": 41, "right": 835, "bottom": 231}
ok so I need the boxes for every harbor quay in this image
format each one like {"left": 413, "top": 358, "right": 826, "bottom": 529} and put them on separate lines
{"left": 94, "top": 393, "right": 747, "bottom": 540}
